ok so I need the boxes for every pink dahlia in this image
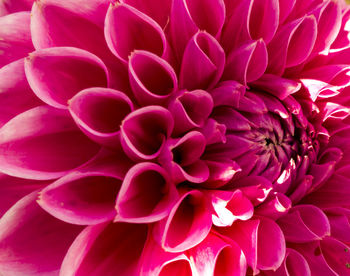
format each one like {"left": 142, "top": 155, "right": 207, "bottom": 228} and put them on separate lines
{"left": 1, "top": 0, "right": 350, "bottom": 275}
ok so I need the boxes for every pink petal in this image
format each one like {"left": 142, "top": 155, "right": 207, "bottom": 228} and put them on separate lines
{"left": 0, "top": 59, "right": 41, "bottom": 127}
{"left": 255, "top": 192, "right": 292, "bottom": 220}
{"left": 0, "top": 106, "right": 100, "bottom": 180}
{"left": 210, "top": 81, "right": 244, "bottom": 108}
{"left": 105, "top": 2, "right": 167, "bottom": 63}
{"left": 324, "top": 207, "right": 350, "bottom": 244}
{"left": 61, "top": 222, "right": 148, "bottom": 276}
{"left": 24, "top": 47, "right": 109, "bottom": 109}
{"left": 204, "top": 159, "right": 241, "bottom": 189}
{"left": 69, "top": 87, "right": 133, "bottom": 148}
{"left": 223, "top": 39, "right": 267, "bottom": 86}
{"left": 277, "top": 205, "right": 330, "bottom": 242}
{"left": 169, "top": 90, "right": 214, "bottom": 135}
{"left": 267, "top": 15, "right": 317, "bottom": 75}
{"left": 0, "top": 0, "right": 33, "bottom": 15}
{"left": 0, "top": 12, "right": 34, "bottom": 67}
{"left": 38, "top": 168, "right": 123, "bottom": 225}
{"left": 129, "top": 50, "right": 178, "bottom": 106}
{"left": 120, "top": 106, "right": 174, "bottom": 160}
{"left": 189, "top": 232, "right": 247, "bottom": 276}
{"left": 115, "top": 162, "right": 178, "bottom": 223}
{"left": 153, "top": 189, "right": 212, "bottom": 252}
{"left": 0, "top": 192, "right": 83, "bottom": 276}
{"left": 279, "top": 0, "right": 296, "bottom": 24}
{"left": 180, "top": 31, "right": 225, "bottom": 90}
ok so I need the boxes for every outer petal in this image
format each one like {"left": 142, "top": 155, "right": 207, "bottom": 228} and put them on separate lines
{"left": 0, "top": 106, "right": 100, "bottom": 180}
{"left": 120, "top": 106, "right": 174, "bottom": 160}
{"left": 105, "top": 2, "right": 167, "bottom": 63}
{"left": 68, "top": 87, "right": 133, "bottom": 148}
{"left": 24, "top": 47, "right": 109, "bottom": 109}
{"left": 0, "top": 12, "right": 34, "bottom": 68}
{"left": 0, "top": 192, "right": 83, "bottom": 276}
{"left": 153, "top": 189, "right": 212, "bottom": 252}
{"left": 115, "top": 162, "right": 179, "bottom": 223}
{"left": 60, "top": 222, "right": 148, "bottom": 276}
{"left": 0, "top": 59, "right": 41, "bottom": 127}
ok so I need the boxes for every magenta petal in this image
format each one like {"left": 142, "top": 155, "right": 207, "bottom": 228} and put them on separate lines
{"left": 0, "top": 106, "right": 100, "bottom": 180}
{"left": 0, "top": 192, "right": 83, "bottom": 276}
{"left": 0, "top": 0, "right": 33, "bottom": 15}
{"left": 153, "top": 189, "right": 211, "bottom": 252}
{"left": 267, "top": 15, "right": 317, "bottom": 75}
{"left": 210, "top": 81, "right": 244, "bottom": 108}
{"left": 61, "top": 222, "right": 148, "bottom": 276}
{"left": 129, "top": 50, "right": 178, "bottom": 106}
{"left": 105, "top": 2, "right": 167, "bottom": 63}
{"left": 255, "top": 192, "right": 292, "bottom": 220}
{"left": 25, "top": 47, "right": 109, "bottom": 109}
{"left": 189, "top": 232, "right": 247, "bottom": 276}
{"left": 169, "top": 90, "right": 214, "bottom": 135}
{"left": 0, "top": 12, "right": 34, "bottom": 68}
{"left": 277, "top": 205, "right": 330, "bottom": 243}
{"left": 140, "top": 234, "right": 193, "bottom": 276}
{"left": 115, "top": 162, "right": 178, "bottom": 223}
{"left": 38, "top": 169, "right": 123, "bottom": 225}
{"left": 69, "top": 87, "right": 133, "bottom": 148}
{"left": 120, "top": 106, "right": 174, "bottom": 160}
{"left": 223, "top": 39, "right": 267, "bottom": 86}
{"left": 0, "top": 59, "right": 41, "bottom": 127}
{"left": 324, "top": 207, "right": 350, "bottom": 244}
{"left": 180, "top": 31, "right": 225, "bottom": 90}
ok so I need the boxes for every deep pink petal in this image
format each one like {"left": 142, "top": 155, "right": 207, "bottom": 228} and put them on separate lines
{"left": 255, "top": 192, "right": 292, "bottom": 220}
{"left": 0, "top": 0, "right": 33, "bottom": 15}
{"left": 0, "top": 192, "right": 83, "bottom": 276}
{"left": 324, "top": 207, "right": 350, "bottom": 244}
{"left": 25, "top": 47, "right": 109, "bottom": 109}
{"left": 0, "top": 106, "right": 100, "bottom": 180}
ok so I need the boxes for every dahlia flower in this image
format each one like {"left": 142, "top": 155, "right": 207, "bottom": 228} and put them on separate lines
{"left": 1, "top": 0, "right": 350, "bottom": 275}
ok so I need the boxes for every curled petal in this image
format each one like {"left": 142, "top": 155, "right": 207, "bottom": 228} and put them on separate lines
{"left": 0, "top": 12, "right": 34, "bottom": 68}
{"left": 267, "top": 15, "right": 317, "bottom": 75}
{"left": 0, "top": 106, "right": 100, "bottom": 180}
{"left": 38, "top": 168, "right": 123, "bottom": 225}
{"left": 153, "top": 189, "right": 211, "bottom": 252}
{"left": 277, "top": 205, "right": 330, "bottom": 243}
{"left": 69, "top": 87, "right": 133, "bottom": 148}
{"left": 169, "top": 90, "right": 213, "bottom": 135}
{"left": 189, "top": 233, "right": 247, "bottom": 276}
{"left": 200, "top": 119, "right": 227, "bottom": 145}
{"left": 115, "top": 162, "right": 178, "bottom": 223}
{"left": 61, "top": 222, "right": 148, "bottom": 276}
{"left": 120, "top": 106, "right": 174, "bottom": 160}
{"left": 170, "top": 0, "right": 225, "bottom": 59}
{"left": 180, "top": 31, "right": 225, "bottom": 90}
{"left": 223, "top": 39, "right": 267, "bottom": 86}
{"left": 105, "top": 2, "right": 167, "bottom": 63}
{"left": 210, "top": 81, "right": 244, "bottom": 108}
{"left": 204, "top": 159, "right": 241, "bottom": 189}
{"left": 25, "top": 47, "right": 109, "bottom": 109}
{"left": 129, "top": 50, "right": 178, "bottom": 106}
{"left": 255, "top": 192, "right": 292, "bottom": 220}
{"left": 0, "top": 59, "right": 41, "bottom": 127}
{"left": 0, "top": 192, "right": 83, "bottom": 276}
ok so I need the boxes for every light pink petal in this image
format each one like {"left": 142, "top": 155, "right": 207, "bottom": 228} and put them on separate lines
{"left": 105, "top": 2, "right": 167, "bottom": 63}
{"left": 140, "top": 235, "right": 193, "bottom": 276}
{"left": 251, "top": 74, "right": 301, "bottom": 100}
{"left": 255, "top": 192, "right": 292, "bottom": 220}
{"left": 0, "top": 12, "right": 34, "bottom": 68}
{"left": 277, "top": 205, "right": 330, "bottom": 242}
{"left": 169, "top": 90, "right": 213, "bottom": 135}
{"left": 0, "top": 59, "right": 41, "bottom": 127}
{"left": 0, "top": 192, "right": 83, "bottom": 276}
{"left": 121, "top": 0, "right": 172, "bottom": 28}
{"left": 120, "top": 106, "right": 174, "bottom": 160}
{"left": 267, "top": 15, "right": 317, "bottom": 75}
{"left": 69, "top": 87, "right": 133, "bottom": 148}
{"left": 223, "top": 39, "right": 267, "bottom": 86}
{"left": 0, "top": 106, "right": 100, "bottom": 180}
{"left": 180, "top": 31, "right": 225, "bottom": 90}
{"left": 324, "top": 207, "right": 350, "bottom": 244}
{"left": 189, "top": 232, "right": 247, "bottom": 276}
{"left": 61, "top": 222, "right": 148, "bottom": 276}
{"left": 170, "top": 0, "right": 225, "bottom": 60}
{"left": 153, "top": 189, "right": 212, "bottom": 252}
{"left": 0, "top": 0, "right": 33, "bottom": 15}
{"left": 38, "top": 168, "right": 123, "bottom": 225}
{"left": 115, "top": 162, "right": 178, "bottom": 223}
{"left": 210, "top": 81, "right": 244, "bottom": 108}
{"left": 129, "top": 50, "right": 178, "bottom": 106}
{"left": 25, "top": 47, "right": 109, "bottom": 109}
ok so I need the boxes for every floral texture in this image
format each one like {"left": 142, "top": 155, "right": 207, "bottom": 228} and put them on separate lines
{"left": 1, "top": 0, "right": 350, "bottom": 275}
